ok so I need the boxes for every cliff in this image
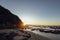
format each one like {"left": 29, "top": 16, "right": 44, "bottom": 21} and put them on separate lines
{"left": 0, "top": 5, "right": 23, "bottom": 29}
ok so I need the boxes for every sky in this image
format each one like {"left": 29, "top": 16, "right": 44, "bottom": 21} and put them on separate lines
{"left": 0, "top": 0, "right": 60, "bottom": 25}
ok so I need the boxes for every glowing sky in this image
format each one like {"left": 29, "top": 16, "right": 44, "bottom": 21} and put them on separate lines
{"left": 0, "top": 0, "right": 60, "bottom": 25}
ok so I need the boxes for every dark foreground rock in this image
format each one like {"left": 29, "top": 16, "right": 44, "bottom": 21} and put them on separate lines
{"left": 0, "top": 29, "right": 31, "bottom": 40}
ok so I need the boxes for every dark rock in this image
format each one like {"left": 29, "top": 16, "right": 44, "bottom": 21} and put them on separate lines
{"left": 6, "top": 32, "right": 20, "bottom": 40}
{"left": 0, "top": 5, "right": 24, "bottom": 29}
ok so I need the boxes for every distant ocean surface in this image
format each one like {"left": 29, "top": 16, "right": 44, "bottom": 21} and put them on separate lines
{"left": 26, "top": 27, "right": 60, "bottom": 40}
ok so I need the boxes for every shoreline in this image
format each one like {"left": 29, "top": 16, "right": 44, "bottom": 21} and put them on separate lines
{"left": 27, "top": 31, "right": 51, "bottom": 40}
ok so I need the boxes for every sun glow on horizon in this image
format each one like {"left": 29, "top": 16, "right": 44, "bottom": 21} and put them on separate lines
{"left": 21, "top": 17, "right": 34, "bottom": 25}
{"left": 20, "top": 17, "right": 60, "bottom": 26}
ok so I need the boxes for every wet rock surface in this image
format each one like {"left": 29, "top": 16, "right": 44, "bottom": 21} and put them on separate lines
{"left": 0, "top": 29, "right": 31, "bottom": 40}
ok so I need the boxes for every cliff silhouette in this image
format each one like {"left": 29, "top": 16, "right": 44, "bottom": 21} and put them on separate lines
{"left": 0, "top": 5, "right": 24, "bottom": 29}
